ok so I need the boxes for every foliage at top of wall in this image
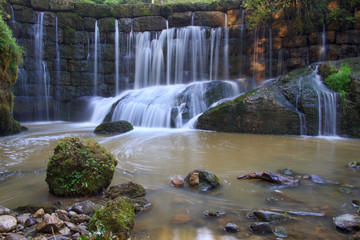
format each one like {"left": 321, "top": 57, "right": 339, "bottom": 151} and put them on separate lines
{"left": 242, "top": 0, "right": 357, "bottom": 33}
{"left": 74, "top": 0, "right": 219, "bottom": 5}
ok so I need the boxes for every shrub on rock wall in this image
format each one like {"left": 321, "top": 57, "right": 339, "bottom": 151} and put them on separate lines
{"left": 0, "top": 10, "right": 24, "bottom": 136}
{"left": 45, "top": 137, "right": 118, "bottom": 196}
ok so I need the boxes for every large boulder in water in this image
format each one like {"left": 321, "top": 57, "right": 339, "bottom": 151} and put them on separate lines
{"left": 94, "top": 120, "right": 133, "bottom": 134}
{"left": 45, "top": 137, "right": 117, "bottom": 196}
{"left": 197, "top": 58, "right": 360, "bottom": 137}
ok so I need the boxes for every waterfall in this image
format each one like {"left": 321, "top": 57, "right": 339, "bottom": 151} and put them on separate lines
{"left": 311, "top": 67, "right": 338, "bottom": 136}
{"left": 319, "top": 24, "right": 327, "bottom": 62}
{"left": 268, "top": 28, "right": 273, "bottom": 78}
{"left": 34, "top": 12, "right": 50, "bottom": 120}
{"left": 296, "top": 77, "right": 307, "bottom": 135}
{"left": 133, "top": 26, "right": 226, "bottom": 88}
{"left": 239, "top": 9, "right": 245, "bottom": 77}
{"left": 223, "top": 14, "right": 229, "bottom": 80}
{"left": 55, "top": 16, "right": 61, "bottom": 94}
{"left": 90, "top": 81, "right": 240, "bottom": 128}
{"left": 115, "top": 19, "right": 120, "bottom": 95}
{"left": 10, "top": 5, "right": 15, "bottom": 23}
{"left": 93, "top": 21, "right": 101, "bottom": 96}
{"left": 251, "top": 27, "right": 258, "bottom": 89}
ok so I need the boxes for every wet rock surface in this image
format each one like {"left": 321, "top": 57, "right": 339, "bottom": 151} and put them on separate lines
{"left": 184, "top": 169, "right": 220, "bottom": 191}
{"left": 237, "top": 171, "right": 300, "bottom": 187}
{"left": 94, "top": 120, "right": 133, "bottom": 134}
{"left": 333, "top": 213, "right": 360, "bottom": 234}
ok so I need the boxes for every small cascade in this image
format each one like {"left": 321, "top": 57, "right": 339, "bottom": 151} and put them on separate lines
{"left": 90, "top": 81, "right": 240, "bottom": 128}
{"left": 268, "top": 28, "right": 273, "bottom": 78}
{"left": 251, "top": 27, "right": 258, "bottom": 89}
{"left": 311, "top": 67, "right": 338, "bottom": 136}
{"left": 93, "top": 21, "right": 101, "bottom": 96}
{"left": 239, "top": 9, "right": 245, "bottom": 77}
{"left": 115, "top": 19, "right": 120, "bottom": 95}
{"left": 34, "top": 12, "right": 50, "bottom": 120}
{"left": 296, "top": 77, "right": 307, "bottom": 135}
{"left": 10, "top": 5, "right": 15, "bottom": 24}
{"left": 319, "top": 24, "right": 327, "bottom": 62}
{"left": 223, "top": 14, "right": 229, "bottom": 80}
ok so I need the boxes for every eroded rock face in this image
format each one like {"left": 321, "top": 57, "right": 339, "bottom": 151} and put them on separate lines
{"left": 196, "top": 63, "right": 346, "bottom": 136}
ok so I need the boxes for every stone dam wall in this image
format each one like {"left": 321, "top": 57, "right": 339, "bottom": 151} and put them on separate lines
{"left": 2, "top": 0, "right": 360, "bottom": 121}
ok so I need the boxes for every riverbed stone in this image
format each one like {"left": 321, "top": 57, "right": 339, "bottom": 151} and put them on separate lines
{"left": 203, "top": 210, "right": 226, "bottom": 217}
{"left": 94, "top": 121, "right": 133, "bottom": 134}
{"left": 0, "top": 206, "right": 11, "bottom": 216}
{"left": 185, "top": 169, "right": 220, "bottom": 191}
{"left": 348, "top": 161, "right": 360, "bottom": 170}
{"left": 224, "top": 223, "right": 238, "bottom": 233}
{"left": 35, "top": 213, "right": 64, "bottom": 233}
{"left": 71, "top": 214, "right": 91, "bottom": 224}
{"left": 0, "top": 215, "right": 17, "bottom": 232}
{"left": 70, "top": 200, "right": 99, "bottom": 215}
{"left": 16, "top": 213, "right": 30, "bottom": 225}
{"left": 171, "top": 175, "right": 185, "bottom": 187}
{"left": 4, "top": 234, "right": 27, "bottom": 240}
{"left": 333, "top": 213, "right": 360, "bottom": 234}
{"left": 171, "top": 213, "right": 192, "bottom": 224}
{"left": 32, "top": 208, "right": 45, "bottom": 218}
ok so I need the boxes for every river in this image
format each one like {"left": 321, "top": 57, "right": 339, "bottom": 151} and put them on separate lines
{"left": 0, "top": 122, "right": 359, "bottom": 239}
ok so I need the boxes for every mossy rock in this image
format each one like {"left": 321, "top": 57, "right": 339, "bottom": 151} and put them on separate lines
{"left": 0, "top": 104, "right": 22, "bottom": 136}
{"left": 107, "top": 181, "right": 146, "bottom": 200}
{"left": 94, "top": 121, "right": 133, "bottom": 135}
{"left": 184, "top": 169, "right": 220, "bottom": 191}
{"left": 45, "top": 137, "right": 117, "bottom": 196}
{"left": 88, "top": 197, "right": 135, "bottom": 238}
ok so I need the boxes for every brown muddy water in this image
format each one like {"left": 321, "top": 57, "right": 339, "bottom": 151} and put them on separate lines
{"left": 0, "top": 122, "right": 359, "bottom": 239}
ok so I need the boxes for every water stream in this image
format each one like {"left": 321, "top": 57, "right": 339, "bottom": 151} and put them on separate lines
{"left": 0, "top": 122, "right": 359, "bottom": 239}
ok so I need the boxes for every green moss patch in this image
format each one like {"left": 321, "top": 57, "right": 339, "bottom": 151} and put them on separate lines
{"left": 45, "top": 137, "right": 117, "bottom": 196}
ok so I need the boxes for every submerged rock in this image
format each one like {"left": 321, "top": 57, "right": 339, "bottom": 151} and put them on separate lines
{"left": 273, "top": 226, "right": 288, "bottom": 238}
{"left": 333, "top": 213, "right": 360, "bottom": 234}
{"left": 0, "top": 206, "right": 11, "bottom": 216}
{"left": 237, "top": 171, "right": 300, "bottom": 187}
{"left": 94, "top": 120, "right": 133, "bottom": 134}
{"left": 107, "top": 181, "right": 146, "bottom": 199}
{"left": 348, "top": 161, "right": 360, "bottom": 170}
{"left": 45, "top": 137, "right": 117, "bottom": 196}
{"left": 184, "top": 169, "right": 220, "bottom": 191}
{"left": 203, "top": 210, "right": 226, "bottom": 217}
{"left": 310, "top": 174, "right": 327, "bottom": 184}
{"left": 171, "top": 214, "right": 192, "bottom": 224}
{"left": 249, "top": 222, "right": 273, "bottom": 235}
{"left": 252, "top": 210, "right": 290, "bottom": 223}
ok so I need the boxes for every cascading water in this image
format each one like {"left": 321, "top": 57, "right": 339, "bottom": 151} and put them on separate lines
{"left": 115, "top": 19, "right": 120, "bottom": 95}
{"left": 133, "top": 25, "right": 227, "bottom": 89}
{"left": 93, "top": 21, "right": 101, "bottom": 96}
{"left": 268, "top": 28, "right": 273, "bottom": 78}
{"left": 90, "top": 81, "right": 240, "bottom": 128}
{"left": 311, "top": 67, "right": 338, "bottom": 136}
{"left": 223, "top": 14, "right": 229, "bottom": 80}
{"left": 34, "top": 12, "right": 50, "bottom": 120}
{"left": 319, "top": 24, "right": 327, "bottom": 62}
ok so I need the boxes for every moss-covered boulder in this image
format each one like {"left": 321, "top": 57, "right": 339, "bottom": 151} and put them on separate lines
{"left": 45, "top": 137, "right": 117, "bottom": 196}
{"left": 94, "top": 121, "right": 133, "bottom": 134}
{"left": 0, "top": 13, "right": 24, "bottom": 136}
{"left": 88, "top": 197, "right": 135, "bottom": 238}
